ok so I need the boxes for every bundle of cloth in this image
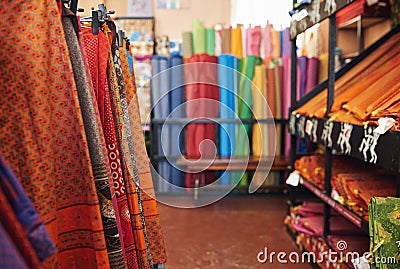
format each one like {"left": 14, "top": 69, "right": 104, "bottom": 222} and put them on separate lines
{"left": 295, "top": 31, "right": 400, "bottom": 130}
{"left": 295, "top": 154, "right": 397, "bottom": 220}
{"left": 286, "top": 202, "right": 369, "bottom": 269}
{"left": 294, "top": 154, "right": 376, "bottom": 189}
{"left": 331, "top": 173, "right": 396, "bottom": 221}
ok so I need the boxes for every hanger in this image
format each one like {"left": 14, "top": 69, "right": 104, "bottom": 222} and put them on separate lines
{"left": 91, "top": 9, "right": 100, "bottom": 34}
{"left": 62, "top": 0, "right": 84, "bottom": 15}
{"left": 118, "top": 30, "right": 125, "bottom": 47}
{"left": 79, "top": 4, "right": 115, "bottom": 35}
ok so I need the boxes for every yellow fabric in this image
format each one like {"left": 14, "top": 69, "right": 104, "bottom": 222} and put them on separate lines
{"left": 318, "top": 53, "right": 328, "bottom": 83}
{"left": 231, "top": 27, "right": 243, "bottom": 58}
{"left": 252, "top": 64, "right": 268, "bottom": 157}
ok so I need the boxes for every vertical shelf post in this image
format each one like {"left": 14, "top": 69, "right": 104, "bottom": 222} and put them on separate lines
{"left": 324, "top": 14, "right": 337, "bottom": 237}
{"left": 289, "top": 0, "right": 298, "bottom": 205}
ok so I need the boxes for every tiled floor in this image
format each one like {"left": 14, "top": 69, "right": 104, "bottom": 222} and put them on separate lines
{"left": 158, "top": 195, "right": 313, "bottom": 269}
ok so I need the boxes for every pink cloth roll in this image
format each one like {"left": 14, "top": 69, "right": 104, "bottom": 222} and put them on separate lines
{"left": 246, "top": 26, "right": 261, "bottom": 57}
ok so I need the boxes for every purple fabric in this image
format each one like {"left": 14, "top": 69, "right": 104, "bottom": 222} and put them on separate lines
{"left": 282, "top": 28, "right": 291, "bottom": 57}
{"left": 0, "top": 222, "right": 29, "bottom": 269}
{"left": 281, "top": 56, "right": 291, "bottom": 119}
{"left": 297, "top": 202, "right": 340, "bottom": 217}
{"left": 298, "top": 56, "right": 308, "bottom": 97}
{"left": 0, "top": 155, "right": 56, "bottom": 262}
{"left": 304, "top": 57, "right": 319, "bottom": 95}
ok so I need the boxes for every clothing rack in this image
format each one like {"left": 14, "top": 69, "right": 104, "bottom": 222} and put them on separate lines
{"left": 287, "top": 0, "right": 400, "bottom": 268}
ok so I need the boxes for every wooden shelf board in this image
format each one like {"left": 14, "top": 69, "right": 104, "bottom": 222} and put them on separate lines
{"left": 176, "top": 156, "right": 290, "bottom": 171}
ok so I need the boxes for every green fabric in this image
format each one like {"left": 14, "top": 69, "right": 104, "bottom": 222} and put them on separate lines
{"left": 391, "top": 0, "right": 400, "bottom": 28}
{"left": 205, "top": 28, "right": 215, "bottom": 55}
{"left": 182, "top": 31, "right": 193, "bottom": 58}
{"left": 192, "top": 18, "right": 205, "bottom": 54}
{"left": 233, "top": 55, "right": 262, "bottom": 186}
{"left": 369, "top": 197, "right": 400, "bottom": 269}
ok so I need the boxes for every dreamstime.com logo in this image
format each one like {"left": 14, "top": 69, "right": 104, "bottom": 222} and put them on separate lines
{"left": 256, "top": 240, "right": 398, "bottom": 266}
{"left": 130, "top": 62, "right": 277, "bottom": 208}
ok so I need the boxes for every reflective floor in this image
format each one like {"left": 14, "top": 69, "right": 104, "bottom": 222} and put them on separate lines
{"left": 158, "top": 195, "right": 313, "bottom": 269}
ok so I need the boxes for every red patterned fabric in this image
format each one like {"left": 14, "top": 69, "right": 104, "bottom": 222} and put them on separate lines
{"left": 82, "top": 28, "right": 141, "bottom": 269}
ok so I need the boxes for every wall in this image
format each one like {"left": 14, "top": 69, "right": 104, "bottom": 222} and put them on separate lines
{"left": 79, "top": 0, "right": 231, "bottom": 39}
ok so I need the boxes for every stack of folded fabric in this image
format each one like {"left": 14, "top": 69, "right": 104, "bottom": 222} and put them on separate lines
{"left": 295, "top": 31, "right": 400, "bottom": 129}
{"left": 369, "top": 197, "right": 400, "bottom": 269}
{"left": 295, "top": 155, "right": 374, "bottom": 189}
{"left": 331, "top": 173, "right": 396, "bottom": 221}
{"left": 286, "top": 202, "right": 340, "bottom": 231}
{"left": 286, "top": 202, "right": 369, "bottom": 269}
{"left": 293, "top": 216, "right": 365, "bottom": 237}
{"left": 295, "top": 154, "right": 397, "bottom": 220}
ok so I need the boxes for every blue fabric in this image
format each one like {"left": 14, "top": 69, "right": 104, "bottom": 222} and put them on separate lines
{"left": 218, "top": 54, "right": 239, "bottom": 185}
{"left": 151, "top": 56, "right": 171, "bottom": 192}
{"left": 127, "top": 50, "right": 133, "bottom": 75}
{"left": 169, "top": 52, "right": 185, "bottom": 188}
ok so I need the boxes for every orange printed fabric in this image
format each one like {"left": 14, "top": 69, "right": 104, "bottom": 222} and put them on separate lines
{"left": 121, "top": 41, "right": 167, "bottom": 265}
{"left": 0, "top": 1, "right": 109, "bottom": 269}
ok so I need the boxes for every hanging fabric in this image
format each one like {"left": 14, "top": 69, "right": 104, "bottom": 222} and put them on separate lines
{"left": 0, "top": 1, "right": 111, "bottom": 268}
{"left": 122, "top": 48, "right": 168, "bottom": 268}
{"left": 62, "top": 11, "right": 126, "bottom": 269}
{"left": 82, "top": 26, "right": 142, "bottom": 269}
{"left": 0, "top": 154, "right": 55, "bottom": 269}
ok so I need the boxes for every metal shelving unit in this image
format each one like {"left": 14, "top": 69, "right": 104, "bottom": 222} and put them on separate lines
{"left": 287, "top": 1, "right": 400, "bottom": 268}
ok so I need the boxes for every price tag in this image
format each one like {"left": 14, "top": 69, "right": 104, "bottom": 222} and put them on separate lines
{"left": 352, "top": 256, "right": 370, "bottom": 269}
{"left": 332, "top": 189, "right": 340, "bottom": 202}
{"left": 286, "top": 171, "right": 301, "bottom": 187}
{"left": 374, "top": 118, "right": 396, "bottom": 135}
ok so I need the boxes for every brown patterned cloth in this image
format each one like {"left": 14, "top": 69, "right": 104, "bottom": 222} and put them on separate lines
{"left": 0, "top": 1, "right": 110, "bottom": 268}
